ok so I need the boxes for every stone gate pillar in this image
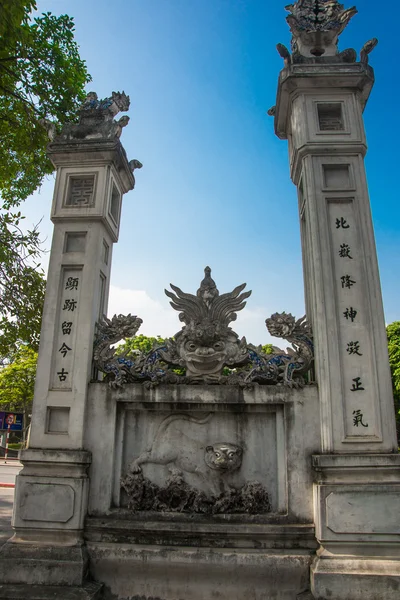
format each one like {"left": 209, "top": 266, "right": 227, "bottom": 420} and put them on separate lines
{"left": 271, "top": 2, "right": 400, "bottom": 599}
{"left": 0, "top": 92, "right": 141, "bottom": 598}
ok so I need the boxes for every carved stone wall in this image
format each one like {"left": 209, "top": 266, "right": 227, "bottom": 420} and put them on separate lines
{"left": 85, "top": 382, "right": 321, "bottom": 524}
{"left": 83, "top": 382, "right": 320, "bottom": 599}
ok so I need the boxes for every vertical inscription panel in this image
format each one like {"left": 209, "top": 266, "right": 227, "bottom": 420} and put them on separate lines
{"left": 327, "top": 199, "right": 381, "bottom": 442}
{"left": 51, "top": 267, "right": 83, "bottom": 390}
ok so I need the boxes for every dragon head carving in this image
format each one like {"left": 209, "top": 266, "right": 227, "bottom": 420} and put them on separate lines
{"left": 266, "top": 312, "right": 297, "bottom": 338}
{"left": 96, "top": 313, "right": 143, "bottom": 343}
{"left": 164, "top": 267, "right": 250, "bottom": 378}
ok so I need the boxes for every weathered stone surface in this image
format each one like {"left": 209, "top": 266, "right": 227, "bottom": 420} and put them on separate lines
{"left": 296, "top": 592, "right": 315, "bottom": 600}
{"left": 10, "top": 449, "right": 91, "bottom": 545}
{"left": 0, "top": 544, "right": 88, "bottom": 586}
{"left": 311, "top": 557, "right": 400, "bottom": 600}
{"left": 326, "top": 488, "right": 400, "bottom": 534}
{"left": 0, "top": 581, "right": 102, "bottom": 600}
{"left": 85, "top": 516, "right": 317, "bottom": 550}
{"left": 88, "top": 544, "right": 313, "bottom": 600}
{"left": 121, "top": 471, "right": 271, "bottom": 515}
{"left": 85, "top": 383, "right": 321, "bottom": 522}
{"left": 19, "top": 483, "right": 75, "bottom": 523}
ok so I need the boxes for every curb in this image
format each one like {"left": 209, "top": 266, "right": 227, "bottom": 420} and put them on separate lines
{"left": 0, "top": 483, "right": 15, "bottom": 489}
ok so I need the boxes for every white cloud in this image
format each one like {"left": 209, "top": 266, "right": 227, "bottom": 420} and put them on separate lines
{"left": 107, "top": 286, "right": 180, "bottom": 338}
{"left": 234, "top": 306, "right": 278, "bottom": 346}
{"left": 108, "top": 285, "right": 279, "bottom": 346}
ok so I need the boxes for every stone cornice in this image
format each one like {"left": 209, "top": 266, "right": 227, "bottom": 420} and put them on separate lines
{"left": 274, "top": 62, "right": 375, "bottom": 140}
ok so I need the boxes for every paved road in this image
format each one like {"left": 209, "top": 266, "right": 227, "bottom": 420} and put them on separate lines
{"left": 0, "top": 463, "right": 21, "bottom": 485}
{"left": 0, "top": 463, "right": 21, "bottom": 546}
{"left": 0, "top": 488, "right": 14, "bottom": 547}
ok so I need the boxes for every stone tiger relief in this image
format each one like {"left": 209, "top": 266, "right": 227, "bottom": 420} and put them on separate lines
{"left": 122, "top": 413, "right": 271, "bottom": 514}
{"left": 128, "top": 413, "right": 244, "bottom": 496}
{"left": 204, "top": 443, "right": 243, "bottom": 473}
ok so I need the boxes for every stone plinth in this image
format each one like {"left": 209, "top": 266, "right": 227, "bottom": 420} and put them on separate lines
{"left": 11, "top": 449, "right": 91, "bottom": 546}
{"left": 88, "top": 545, "right": 312, "bottom": 600}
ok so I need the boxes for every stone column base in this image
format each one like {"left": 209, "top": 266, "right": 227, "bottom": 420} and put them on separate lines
{"left": 0, "top": 581, "right": 102, "bottom": 600}
{"left": 13, "top": 449, "right": 91, "bottom": 546}
{"left": 311, "top": 556, "right": 400, "bottom": 600}
{"left": 0, "top": 543, "right": 89, "bottom": 586}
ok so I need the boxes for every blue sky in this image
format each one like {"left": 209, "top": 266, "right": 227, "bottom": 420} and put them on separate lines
{"left": 26, "top": 0, "right": 400, "bottom": 344}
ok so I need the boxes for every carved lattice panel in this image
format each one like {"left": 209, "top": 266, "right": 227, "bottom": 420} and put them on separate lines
{"left": 66, "top": 176, "right": 95, "bottom": 206}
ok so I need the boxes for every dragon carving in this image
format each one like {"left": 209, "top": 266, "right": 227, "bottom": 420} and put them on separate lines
{"left": 264, "top": 312, "right": 314, "bottom": 386}
{"left": 93, "top": 268, "right": 314, "bottom": 388}
{"left": 93, "top": 313, "right": 143, "bottom": 387}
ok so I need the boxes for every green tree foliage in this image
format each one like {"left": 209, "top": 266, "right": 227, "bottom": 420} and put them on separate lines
{"left": 116, "top": 334, "right": 166, "bottom": 356}
{"left": 0, "top": 1, "right": 91, "bottom": 352}
{"left": 0, "top": 346, "right": 38, "bottom": 438}
{"left": 261, "top": 344, "right": 274, "bottom": 355}
{"left": 0, "top": 0, "right": 91, "bottom": 206}
{"left": 0, "top": 213, "right": 46, "bottom": 355}
{"left": 115, "top": 334, "right": 186, "bottom": 375}
{"left": 387, "top": 321, "right": 400, "bottom": 442}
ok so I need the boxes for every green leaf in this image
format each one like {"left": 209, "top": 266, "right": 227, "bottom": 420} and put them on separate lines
{"left": 387, "top": 321, "right": 400, "bottom": 444}
{"left": 0, "top": 346, "right": 38, "bottom": 436}
{"left": 0, "top": 1, "right": 91, "bottom": 354}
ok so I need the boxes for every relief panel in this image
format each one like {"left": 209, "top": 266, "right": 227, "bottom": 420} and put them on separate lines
{"left": 118, "top": 407, "right": 285, "bottom": 515}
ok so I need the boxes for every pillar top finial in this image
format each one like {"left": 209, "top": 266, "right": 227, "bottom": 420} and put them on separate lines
{"left": 52, "top": 90, "right": 132, "bottom": 143}
{"left": 284, "top": 0, "right": 357, "bottom": 59}
{"left": 46, "top": 90, "right": 142, "bottom": 192}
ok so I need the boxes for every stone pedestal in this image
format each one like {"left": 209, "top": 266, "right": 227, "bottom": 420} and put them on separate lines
{"left": 10, "top": 449, "right": 91, "bottom": 546}
{"left": 311, "top": 454, "right": 400, "bottom": 599}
